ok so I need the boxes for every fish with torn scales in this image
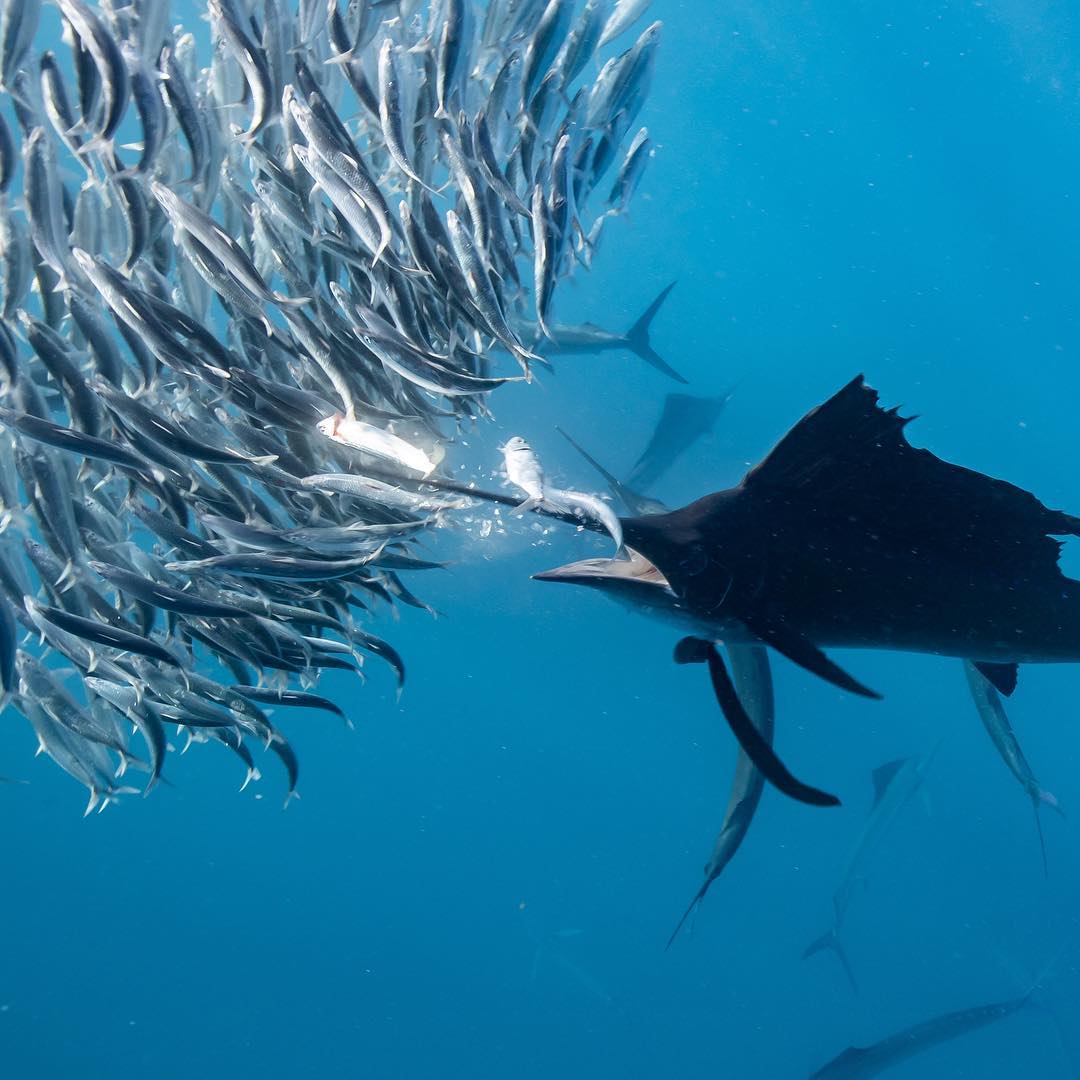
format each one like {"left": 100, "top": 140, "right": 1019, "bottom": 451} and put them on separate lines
{"left": 316, "top": 413, "right": 440, "bottom": 478}
{"left": 501, "top": 436, "right": 624, "bottom": 554}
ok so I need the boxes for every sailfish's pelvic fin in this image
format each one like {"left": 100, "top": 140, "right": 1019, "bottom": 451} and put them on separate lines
{"left": 675, "top": 636, "right": 841, "bottom": 807}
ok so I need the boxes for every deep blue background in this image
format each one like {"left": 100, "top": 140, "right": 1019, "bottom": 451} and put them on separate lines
{"left": 3, "top": 2, "right": 1080, "bottom": 1077}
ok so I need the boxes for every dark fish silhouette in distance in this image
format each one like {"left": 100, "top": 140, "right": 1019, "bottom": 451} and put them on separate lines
{"left": 533, "top": 377, "right": 1080, "bottom": 809}
{"left": 802, "top": 749, "right": 938, "bottom": 992}
{"left": 626, "top": 388, "right": 735, "bottom": 492}
{"left": 809, "top": 992, "right": 1036, "bottom": 1078}
{"left": 537, "top": 281, "right": 687, "bottom": 383}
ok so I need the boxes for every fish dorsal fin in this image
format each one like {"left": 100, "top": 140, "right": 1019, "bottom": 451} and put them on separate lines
{"left": 744, "top": 375, "right": 910, "bottom": 493}
{"left": 740, "top": 376, "right": 1080, "bottom": 583}
{"left": 833, "top": 1046, "right": 870, "bottom": 1068}
{"left": 871, "top": 758, "right": 909, "bottom": 808}
{"left": 973, "top": 661, "right": 1018, "bottom": 697}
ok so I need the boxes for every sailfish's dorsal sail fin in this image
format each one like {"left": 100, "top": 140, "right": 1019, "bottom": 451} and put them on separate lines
{"left": 744, "top": 375, "right": 912, "bottom": 493}
{"left": 740, "top": 376, "right": 1080, "bottom": 582}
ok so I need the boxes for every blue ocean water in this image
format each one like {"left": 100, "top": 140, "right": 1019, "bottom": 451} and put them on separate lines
{"left": 3, "top": 2, "right": 1080, "bottom": 1077}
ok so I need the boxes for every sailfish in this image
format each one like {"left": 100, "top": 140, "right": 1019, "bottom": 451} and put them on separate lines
{"left": 532, "top": 376, "right": 1080, "bottom": 807}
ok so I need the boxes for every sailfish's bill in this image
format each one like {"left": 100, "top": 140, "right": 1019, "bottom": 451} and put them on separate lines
{"left": 535, "top": 376, "right": 1080, "bottom": 805}
{"left": 532, "top": 545, "right": 674, "bottom": 595}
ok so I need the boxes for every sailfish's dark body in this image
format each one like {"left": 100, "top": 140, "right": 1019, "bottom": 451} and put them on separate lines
{"left": 536, "top": 377, "right": 1080, "bottom": 804}
{"left": 620, "top": 378, "right": 1080, "bottom": 664}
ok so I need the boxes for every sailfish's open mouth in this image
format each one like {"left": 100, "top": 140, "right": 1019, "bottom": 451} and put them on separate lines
{"left": 532, "top": 546, "right": 674, "bottom": 592}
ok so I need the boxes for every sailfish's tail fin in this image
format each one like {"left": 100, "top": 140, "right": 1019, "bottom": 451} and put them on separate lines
{"left": 803, "top": 927, "right": 859, "bottom": 995}
{"left": 624, "top": 281, "right": 686, "bottom": 384}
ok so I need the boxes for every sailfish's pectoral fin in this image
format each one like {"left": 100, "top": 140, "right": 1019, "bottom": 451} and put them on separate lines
{"left": 675, "top": 636, "right": 841, "bottom": 807}
{"left": 740, "top": 616, "right": 882, "bottom": 700}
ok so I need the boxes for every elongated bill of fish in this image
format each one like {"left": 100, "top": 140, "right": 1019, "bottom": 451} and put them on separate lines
{"left": 0, "top": 0, "right": 663, "bottom": 807}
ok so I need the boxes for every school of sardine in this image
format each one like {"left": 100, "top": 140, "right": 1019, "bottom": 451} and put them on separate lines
{"left": 0, "top": 0, "right": 664, "bottom": 810}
